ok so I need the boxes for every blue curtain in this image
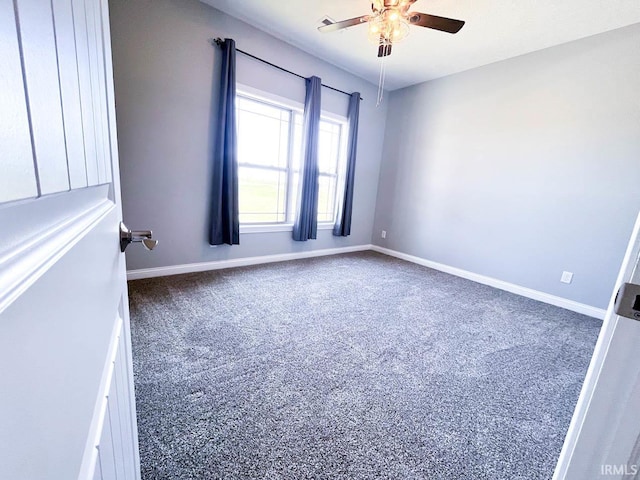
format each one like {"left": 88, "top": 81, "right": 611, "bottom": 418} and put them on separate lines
{"left": 209, "top": 38, "right": 239, "bottom": 246}
{"left": 292, "top": 76, "right": 322, "bottom": 241}
{"left": 333, "top": 92, "right": 361, "bottom": 237}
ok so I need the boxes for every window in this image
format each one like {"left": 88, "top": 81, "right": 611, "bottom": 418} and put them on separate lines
{"left": 317, "top": 120, "right": 343, "bottom": 223}
{"left": 236, "top": 91, "right": 347, "bottom": 227}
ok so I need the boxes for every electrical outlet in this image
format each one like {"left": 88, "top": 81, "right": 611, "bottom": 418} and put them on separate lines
{"left": 381, "top": 230, "right": 387, "bottom": 239}
{"left": 561, "top": 271, "right": 573, "bottom": 284}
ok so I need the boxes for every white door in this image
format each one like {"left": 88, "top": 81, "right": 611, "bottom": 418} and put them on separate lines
{"left": 554, "top": 211, "right": 640, "bottom": 479}
{"left": 0, "top": 0, "right": 141, "bottom": 478}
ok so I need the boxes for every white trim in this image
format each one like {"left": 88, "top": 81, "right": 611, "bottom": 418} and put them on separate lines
{"left": 237, "top": 84, "right": 305, "bottom": 112}
{"left": 127, "top": 244, "right": 372, "bottom": 280}
{"left": 78, "top": 315, "right": 123, "bottom": 480}
{"left": 239, "top": 222, "right": 334, "bottom": 234}
{"left": 317, "top": 223, "right": 335, "bottom": 230}
{"left": 127, "top": 243, "right": 606, "bottom": 319}
{"left": 240, "top": 224, "right": 293, "bottom": 234}
{"left": 236, "top": 84, "right": 348, "bottom": 124}
{"left": 370, "top": 245, "right": 606, "bottom": 320}
{"left": 0, "top": 198, "right": 113, "bottom": 315}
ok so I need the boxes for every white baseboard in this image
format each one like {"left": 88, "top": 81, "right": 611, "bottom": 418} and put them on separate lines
{"left": 127, "top": 244, "right": 373, "bottom": 281}
{"left": 370, "top": 245, "right": 607, "bottom": 320}
{"left": 127, "top": 243, "right": 606, "bottom": 320}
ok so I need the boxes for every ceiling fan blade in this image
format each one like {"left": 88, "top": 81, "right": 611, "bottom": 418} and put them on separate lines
{"left": 408, "top": 12, "right": 465, "bottom": 34}
{"left": 318, "top": 15, "right": 369, "bottom": 33}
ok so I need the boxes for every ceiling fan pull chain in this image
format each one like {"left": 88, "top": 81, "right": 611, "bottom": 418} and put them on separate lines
{"left": 377, "top": 52, "right": 386, "bottom": 106}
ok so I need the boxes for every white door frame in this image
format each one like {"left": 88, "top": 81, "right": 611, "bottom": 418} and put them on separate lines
{"left": 554, "top": 211, "right": 640, "bottom": 479}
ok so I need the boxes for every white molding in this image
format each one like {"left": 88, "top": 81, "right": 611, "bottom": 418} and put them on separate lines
{"left": 0, "top": 199, "right": 113, "bottom": 315}
{"left": 237, "top": 84, "right": 305, "bottom": 113}
{"left": 239, "top": 222, "right": 334, "bottom": 234}
{"left": 127, "top": 243, "right": 606, "bottom": 320}
{"left": 239, "top": 224, "right": 293, "bottom": 234}
{"left": 78, "top": 315, "right": 123, "bottom": 480}
{"left": 370, "top": 245, "right": 606, "bottom": 320}
{"left": 127, "top": 244, "right": 373, "bottom": 280}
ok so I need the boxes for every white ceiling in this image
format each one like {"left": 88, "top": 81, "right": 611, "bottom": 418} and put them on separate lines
{"left": 202, "top": 0, "right": 640, "bottom": 90}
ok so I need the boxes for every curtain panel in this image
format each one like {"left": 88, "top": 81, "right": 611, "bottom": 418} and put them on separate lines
{"left": 333, "top": 92, "right": 361, "bottom": 237}
{"left": 209, "top": 38, "right": 240, "bottom": 246}
{"left": 292, "top": 76, "right": 322, "bottom": 242}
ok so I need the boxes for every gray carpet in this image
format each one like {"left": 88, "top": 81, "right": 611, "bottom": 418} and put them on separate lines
{"left": 128, "top": 251, "right": 601, "bottom": 480}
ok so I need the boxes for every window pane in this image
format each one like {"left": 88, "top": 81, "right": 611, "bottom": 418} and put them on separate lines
{"left": 318, "top": 121, "right": 340, "bottom": 174}
{"left": 288, "top": 114, "right": 303, "bottom": 223}
{"left": 237, "top": 106, "right": 290, "bottom": 169}
{"left": 238, "top": 166, "right": 287, "bottom": 224}
{"left": 292, "top": 113, "right": 303, "bottom": 173}
{"left": 319, "top": 120, "right": 339, "bottom": 136}
{"left": 288, "top": 170, "right": 300, "bottom": 222}
{"left": 237, "top": 96, "right": 286, "bottom": 120}
{"left": 317, "top": 174, "right": 337, "bottom": 223}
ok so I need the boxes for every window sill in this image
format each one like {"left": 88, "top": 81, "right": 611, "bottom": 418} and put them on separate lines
{"left": 240, "top": 223, "right": 335, "bottom": 234}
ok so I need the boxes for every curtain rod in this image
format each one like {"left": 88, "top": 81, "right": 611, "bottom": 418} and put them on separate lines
{"left": 211, "top": 38, "right": 363, "bottom": 101}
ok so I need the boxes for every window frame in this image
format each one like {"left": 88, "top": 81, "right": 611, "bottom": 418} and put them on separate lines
{"left": 236, "top": 85, "right": 349, "bottom": 234}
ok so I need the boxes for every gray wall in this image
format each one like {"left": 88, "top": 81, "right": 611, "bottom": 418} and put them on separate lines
{"left": 373, "top": 24, "right": 640, "bottom": 309}
{"left": 109, "top": 0, "right": 387, "bottom": 271}
{"left": 110, "top": 0, "right": 639, "bottom": 310}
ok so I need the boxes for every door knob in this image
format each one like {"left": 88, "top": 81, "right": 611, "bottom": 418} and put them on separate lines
{"left": 120, "top": 222, "right": 158, "bottom": 252}
{"left": 141, "top": 238, "right": 158, "bottom": 251}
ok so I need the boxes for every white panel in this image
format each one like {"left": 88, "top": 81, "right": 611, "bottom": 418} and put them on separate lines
{"left": 16, "top": 0, "right": 70, "bottom": 195}
{"left": 85, "top": 0, "right": 105, "bottom": 186}
{"left": 52, "top": 0, "right": 88, "bottom": 189}
{"left": 98, "top": 404, "right": 117, "bottom": 480}
{"left": 98, "top": 0, "right": 116, "bottom": 188}
{"left": 108, "top": 366, "right": 127, "bottom": 479}
{"left": 77, "top": 314, "right": 122, "bottom": 480}
{"left": 0, "top": 0, "right": 137, "bottom": 476}
{"left": 73, "top": 0, "right": 99, "bottom": 186}
{"left": 116, "top": 333, "right": 136, "bottom": 479}
{"left": 0, "top": 0, "right": 37, "bottom": 203}
{"left": 92, "top": 449, "right": 103, "bottom": 480}
{"left": 93, "top": 0, "right": 111, "bottom": 184}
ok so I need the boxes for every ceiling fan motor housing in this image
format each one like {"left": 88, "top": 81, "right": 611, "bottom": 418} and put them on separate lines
{"left": 369, "top": 0, "right": 411, "bottom": 44}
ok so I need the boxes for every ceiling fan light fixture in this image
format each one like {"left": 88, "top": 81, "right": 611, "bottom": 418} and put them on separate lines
{"left": 391, "top": 18, "right": 410, "bottom": 41}
{"left": 367, "top": 10, "right": 409, "bottom": 44}
{"left": 367, "top": 16, "right": 383, "bottom": 42}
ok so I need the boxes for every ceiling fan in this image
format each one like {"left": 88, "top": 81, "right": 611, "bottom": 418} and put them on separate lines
{"left": 318, "top": 0, "right": 465, "bottom": 57}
